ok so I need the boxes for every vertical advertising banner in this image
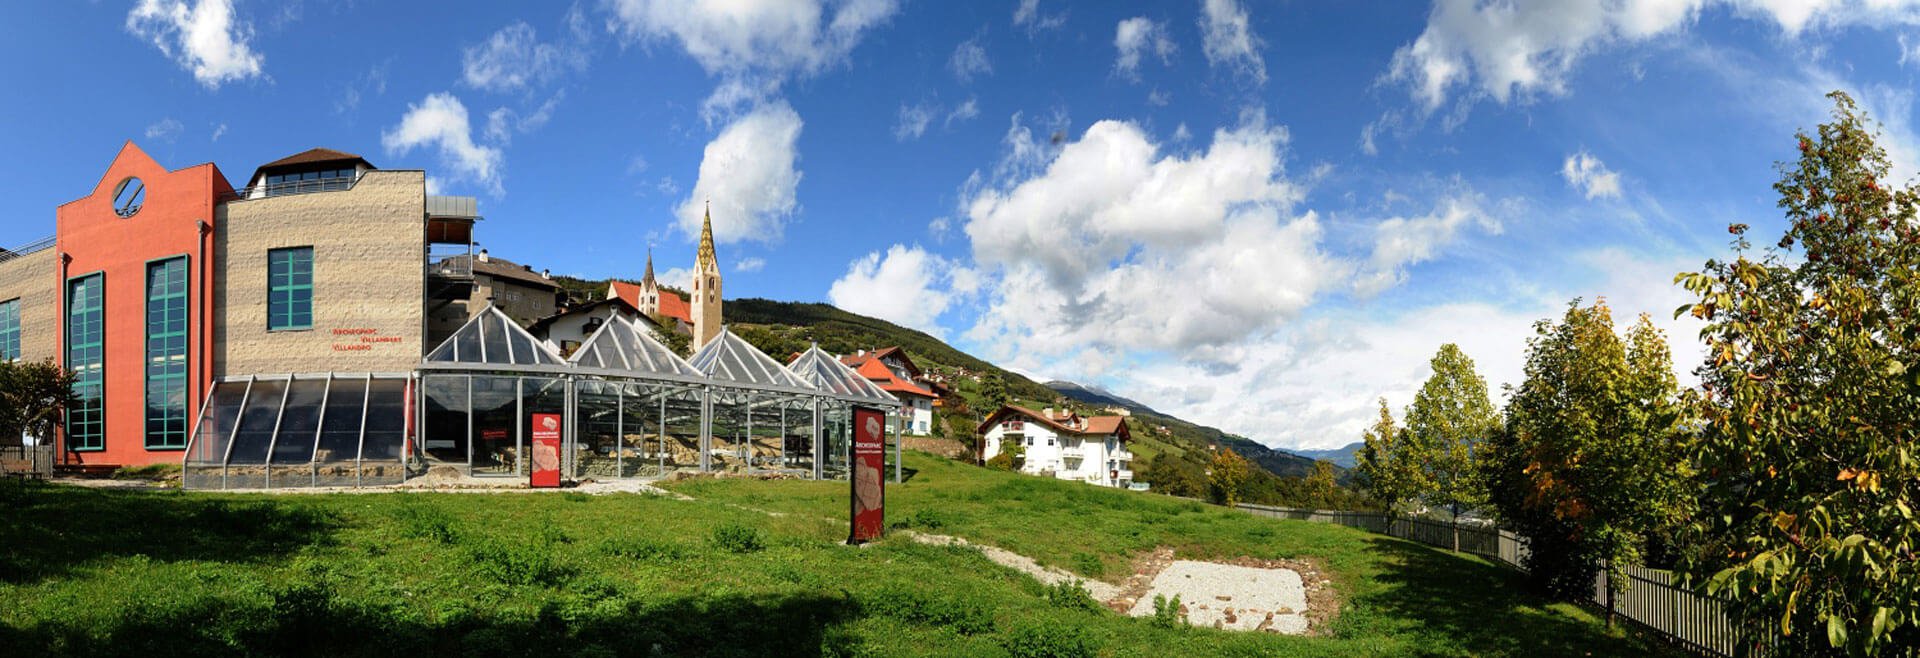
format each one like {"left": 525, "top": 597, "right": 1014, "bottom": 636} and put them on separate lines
{"left": 848, "top": 406, "right": 886, "bottom": 544}
{"left": 530, "top": 413, "right": 562, "bottom": 489}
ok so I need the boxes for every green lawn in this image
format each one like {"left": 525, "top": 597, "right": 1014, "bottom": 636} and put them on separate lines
{"left": 0, "top": 455, "right": 1677, "bottom": 657}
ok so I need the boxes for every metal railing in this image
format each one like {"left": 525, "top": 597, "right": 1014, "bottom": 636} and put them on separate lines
{"left": 227, "top": 172, "right": 362, "bottom": 201}
{"left": 1236, "top": 503, "right": 1743, "bottom": 656}
{"left": 0, "top": 235, "right": 54, "bottom": 263}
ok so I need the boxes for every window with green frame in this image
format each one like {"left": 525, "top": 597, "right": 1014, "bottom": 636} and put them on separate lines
{"left": 67, "top": 274, "right": 104, "bottom": 450}
{"left": 0, "top": 297, "right": 19, "bottom": 361}
{"left": 146, "top": 258, "right": 189, "bottom": 449}
{"left": 268, "top": 247, "right": 313, "bottom": 330}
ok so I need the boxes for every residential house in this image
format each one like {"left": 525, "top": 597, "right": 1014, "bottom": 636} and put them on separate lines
{"left": 529, "top": 296, "right": 663, "bottom": 357}
{"left": 978, "top": 405, "right": 1134, "bottom": 488}
{"left": 841, "top": 347, "right": 941, "bottom": 435}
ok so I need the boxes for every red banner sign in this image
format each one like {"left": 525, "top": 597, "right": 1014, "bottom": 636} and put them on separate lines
{"left": 848, "top": 406, "right": 886, "bottom": 544}
{"left": 530, "top": 413, "right": 562, "bottom": 488}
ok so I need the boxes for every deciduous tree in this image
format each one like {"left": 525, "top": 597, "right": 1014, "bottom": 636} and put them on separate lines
{"left": 1675, "top": 91, "right": 1920, "bottom": 654}
{"left": 1206, "top": 447, "right": 1252, "bottom": 508}
{"left": 1405, "top": 343, "right": 1498, "bottom": 519}
{"left": 1305, "top": 460, "right": 1338, "bottom": 509}
{"left": 0, "top": 359, "right": 75, "bottom": 446}
{"left": 1356, "top": 399, "right": 1421, "bottom": 515}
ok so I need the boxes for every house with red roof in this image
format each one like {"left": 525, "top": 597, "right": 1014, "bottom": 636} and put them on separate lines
{"left": 841, "top": 346, "right": 941, "bottom": 435}
{"left": 607, "top": 250, "right": 692, "bottom": 335}
{"left": 978, "top": 405, "right": 1134, "bottom": 488}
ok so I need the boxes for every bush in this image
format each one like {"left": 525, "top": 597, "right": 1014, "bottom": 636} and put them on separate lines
{"left": 890, "top": 508, "right": 949, "bottom": 531}
{"left": 1150, "top": 594, "right": 1185, "bottom": 629}
{"left": 860, "top": 582, "right": 994, "bottom": 635}
{"left": 468, "top": 535, "right": 573, "bottom": 586}
{"left": 709, "top": 523, "right": 765, "bottom": 554}
{"left": 1043, "top": 580, "right": 1103, "bottom": 613}
{"left": 1001, "top": 620, "right": 1096, "bottom": 658}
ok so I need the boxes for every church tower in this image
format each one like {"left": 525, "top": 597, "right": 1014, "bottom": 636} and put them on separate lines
{"left": 690, "top": 203, "right": 723, "bottom": 351}
{"left": 637, "top": 248, "right": 660, "bottom": 316}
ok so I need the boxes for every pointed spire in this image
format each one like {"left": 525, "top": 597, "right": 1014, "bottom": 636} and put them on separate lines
{"left": 642, "top": 247, "right": 656, "bottom": 285}
{"left": 697, "top": 200, "right": 717, "bottom": 267}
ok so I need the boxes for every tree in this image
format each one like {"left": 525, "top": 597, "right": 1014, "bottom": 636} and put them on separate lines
{"left": 981, "top": 373, "right": 1009, "bottom": 411}
{"left": 1674, "top": 92, "right": 1920, "bottom": 654}
{"left": 0, "top": 359, "right": 76, "bottom": 446}
{"left": 1140, "top": 457, "right": 1202, "bottom": 498}
{"left": 1206, "top": 447, "right": 1252, "bottom": 507}
{"left": 1485, "top": 300, "right": 1691, "bottom": 600}
{"left": 985, "top": 437, "right": 1025, "bottom": 471}
{"left": 1404, "top": 343, "right": 1499, "bottom": 521}
{"left": 647, "top": 312, "right": 692, "bottom": 356}
{"left": 1356, "top": 399, "right": 1421, "bottom": 515}
{"left": 1304, "top": 460, "right": 1338, "bottom": 509}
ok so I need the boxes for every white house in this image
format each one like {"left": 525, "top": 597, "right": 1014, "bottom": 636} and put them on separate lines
{"left": 530, "top": 297, "right": 662, "bottom": 357}
{"left": 841, "top": 347, "right": 942, "bottom": 436}
{"left": 979, "top": 405, "right": 1134, "bottom": 488}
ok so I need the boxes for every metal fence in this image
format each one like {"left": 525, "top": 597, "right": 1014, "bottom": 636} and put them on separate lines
{"left": 1237, "top": 503, "right": 1739, "bottom": 656}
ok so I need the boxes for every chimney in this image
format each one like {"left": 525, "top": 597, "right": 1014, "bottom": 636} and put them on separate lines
{"left": 477, "top": 249, "right": 490, "bottom": 263}
{"left": 1043, "top": 407, "right": 1054, "bottom": 418}
{"left": 541, "top": 268, "right": 551, "bottom": 279}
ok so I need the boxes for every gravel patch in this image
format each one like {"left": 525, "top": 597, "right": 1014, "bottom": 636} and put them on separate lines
{"left": 909, "top": 533, "right": 1122, "bottom": 601}
{"left": 1125, "top": 561, "right": 1310, "bottom": 634}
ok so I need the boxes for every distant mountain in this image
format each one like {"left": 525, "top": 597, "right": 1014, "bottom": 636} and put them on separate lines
{"left": 1218, "top": 435, "right": 1328, "bottom": 480}
{"left": 1281, "top": 442, "right": 1364, "bottom": 469}
{"left": 1044, "top": 381, "right": 1161, "bottom": 416}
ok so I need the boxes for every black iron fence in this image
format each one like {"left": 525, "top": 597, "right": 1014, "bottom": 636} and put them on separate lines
{"left": 1237, "top": 503, "right": 1740, "bottom": 656}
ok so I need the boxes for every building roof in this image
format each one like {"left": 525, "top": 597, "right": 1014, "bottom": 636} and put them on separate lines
{"left": 568, "top": 317, "right": 703, "bottom": 380}
{"left": 424, "top": 305, "right": 568, "bottom": 367}
{"left": 852, "top": 359, "right": 937, "bottom": 399}
{"left": 840, "top": 346, "right": 922, "bottom": 378}
{"left": 527, "top": 296, "right": 645, "bottom": 336}
{"left": 609, "top": 279, "right": 692, "bottom": 324}
{"left": 687, "top": 327, "right": 814, "bottom": 392}
{"left": 976, "top": 405, "right": 1131, "bottom": 441}
{"left": 789, "top": 346, "right": 899, "bottom": 406}
{"left": 248, "top": 147, "right": 374, "bottom": 184}
{"left": 442, "top": 253, "right": 559, "bottom": 290}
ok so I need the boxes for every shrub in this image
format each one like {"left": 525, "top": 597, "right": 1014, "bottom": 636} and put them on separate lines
{"left": 1043, "top": 580, "right": 1103, "bottom": 613}
{"left": 890, "top": 508, "right": 948, "bottom": 531}
{"left": 397, "top": 506, "right": 460, "bottom": 544}
{"left": 709, "top": 523, "right": 765, "bottom": 554}
{"left": 1001, "top": 620, "right": 1096, "bottom": 658}
{"left": 1150, "top": 594, "right": 1185, "bottom": 629}
{"left": 861, "top": 582, "right": 994, "bottom": 635}
{"left": 468, "top": 535, "right": 573, "bottom": 586}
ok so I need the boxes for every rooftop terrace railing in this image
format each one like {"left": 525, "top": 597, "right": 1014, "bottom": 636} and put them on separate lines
{"left": 226, "top": 171, "right": 363, "bottom": 201}
{"left": 0, "top": 235, "right": 55, "bottom": 263}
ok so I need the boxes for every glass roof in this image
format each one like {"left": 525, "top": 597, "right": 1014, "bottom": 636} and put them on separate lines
{"left": 569, "top": 317, "right": 703, "bottom": 378}
{"left": 687, "top": 327, "right": 816, "bottom": 391}
{"left": 789, "top": 346, "right": 898, "bottom": 406}
{"left": 425, "top": 305, "right": 567, "bottom": 366}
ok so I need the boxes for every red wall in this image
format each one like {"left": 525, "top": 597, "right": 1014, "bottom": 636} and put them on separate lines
{"left": 54, "top": 142, "right": 231, "bottom": 468}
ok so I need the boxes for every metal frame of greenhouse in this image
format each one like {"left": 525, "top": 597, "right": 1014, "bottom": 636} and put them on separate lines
{"left": 180, "top": 304, "right": 902, "bottom": 489}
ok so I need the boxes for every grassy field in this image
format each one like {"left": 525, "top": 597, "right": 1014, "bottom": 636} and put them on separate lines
{"left": 0, "top": 455, "right": 1676, "bottom": 657}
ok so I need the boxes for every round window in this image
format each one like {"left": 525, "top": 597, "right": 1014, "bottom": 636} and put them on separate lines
{"left": 112, "top": 177, "right": 145, "bottom": 218}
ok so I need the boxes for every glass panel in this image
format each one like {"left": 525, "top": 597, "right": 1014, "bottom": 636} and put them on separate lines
{"left": 359, "top": 379, "right": 409, "bottom": 485}
{"left": 66, "top": 274, "right": 105, "bottom": 450}
{"left": 222, "top": 378, "right": 286, "bottom": 488}
{"left": 267, "top": 247, "right": 313, "bottom": 330}
{"left": 423, "top": 374, "right": 469, "bottom": 464}
{"left": 0, "top": 298, "right": 20, "bottom": 361}
{"left": 269, "top": 378, "right": 328, "bottom": 465}
{"left": 575, "top": 381, "right": 621, "bottom": 479}
{"left": 184, "top": 381, "right": 250, "bottom": 490}
{"left": 145, "top": 258, "right": 190, "bottom": 449}
{"left": 470, "top": 376, "right": 518, "bottom": 475}
{"left": 507, "top": 324, "right": 541, "bottom": 365}
{"left": 479, "top": 313, "right": 509, "bottom": 364}
{"left": 314, "top": 378, "right": 368, "bottom": 486}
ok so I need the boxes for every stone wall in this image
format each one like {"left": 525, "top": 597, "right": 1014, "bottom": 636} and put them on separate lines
{"left": 0, "top": 249, "right": 58, "bottom": 363}
{"left": 213, "top": 171, "right": 425, "bottom": 375}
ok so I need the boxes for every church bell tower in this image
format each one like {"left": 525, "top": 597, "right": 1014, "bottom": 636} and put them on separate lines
{"left": 691, "top": 202, "right": 723, "bottom": 351}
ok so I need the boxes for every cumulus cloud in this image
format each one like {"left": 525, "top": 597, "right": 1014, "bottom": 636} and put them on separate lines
{"left": 1114, "top": 17, "right": 1177, "bottom": 78}
{"left": 959, "top": 115, "right": 1341, "bottom": 371}
{"left": 1386, "top": 0, "right": 1920, "bottom": 113}
{"left": 949, "top": 35, "right": 992, "bottom": 82}
{"left": 210, "top": 123, "right": 227, "bottom": 142}
{"left": 145, "top": 118, "right": 184, "bottom": 142}
{"left": 1562, "top": 150, "right": 1623, "bottom": 199}
{"left": 485, "top": 93, "right": 565, "bottom": 145}
{"left": 828, "top": 245, "right": 971, "bottom": 334}
{"left": 677, "top": 102, "right": 804, "bottom": 244}
{"left": 125, "top": 0, "right": 264, "bottom": 89}
{"left": 462, "top": 20, "right": 589, "bottom": 93}
{"left": 1199, "top": 0, "right": 1266, "bottom": 84}
{"left": 382, "top": 93, "right": 504, "bottom": 196}
{"left": 1352, "top": 194, "right": 1502, "bottom": 297}
{"left": 607, "top": 0, "right": 899, "bottom": 118}
{"left": 894, "top": 103, "right": 933, "bottom": 141}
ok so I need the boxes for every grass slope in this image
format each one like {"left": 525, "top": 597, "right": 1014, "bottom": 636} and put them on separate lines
{"left": 1, "top": 458, "right": 1675, "bottom": 657}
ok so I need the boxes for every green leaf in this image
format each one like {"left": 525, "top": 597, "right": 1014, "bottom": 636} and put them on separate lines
{"left": 1828, "top": 614, "right": 1848, "bottom": 648}
{"left": 1872, "top": 607, "right": 1890, "bottom": 642}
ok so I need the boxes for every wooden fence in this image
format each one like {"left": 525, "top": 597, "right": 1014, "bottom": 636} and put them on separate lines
{"left": 1237, "top": 503, "right": 1740, "bottom": 656}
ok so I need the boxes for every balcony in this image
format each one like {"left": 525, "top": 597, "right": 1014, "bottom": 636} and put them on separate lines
{"left": 1060, "top": 445, "right": 1085, "bottom": 459}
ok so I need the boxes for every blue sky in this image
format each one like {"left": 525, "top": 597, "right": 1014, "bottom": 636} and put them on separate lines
{"left": 5, "top": 1, "right": 1920, "bottom": 450}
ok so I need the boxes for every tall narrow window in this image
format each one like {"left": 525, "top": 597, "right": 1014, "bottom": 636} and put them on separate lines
{"left": 66, "top": 274, "right": 105, "bottom": 450}
{"left": 147, "top": 258, "right": 189, "bottom": 449}
{"left": 0, "top": 298, "right": 19, "bottom": 361}
{"left": 268, "top": 247, "right": 313, "bottom": 330}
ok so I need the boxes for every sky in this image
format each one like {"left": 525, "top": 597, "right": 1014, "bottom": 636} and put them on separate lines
{"left": 5, "top": 0, "right": 1920, "bottom": 451}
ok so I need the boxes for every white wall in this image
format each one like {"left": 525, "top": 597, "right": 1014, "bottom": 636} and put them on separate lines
{"left": 982, "top": 419, "right": 1134, "bottom": 488}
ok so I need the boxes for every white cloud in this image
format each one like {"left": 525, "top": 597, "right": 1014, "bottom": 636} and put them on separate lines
{"left": 960, "top": 115, "right": 1340, "bottom": 370}
{"left": 894, "top": 103, "right": 933, "bottom": 141}
{"left": 1353, "top": 193, "right": 1502, "bottom": 297}
{"left": 1014, "top": 0, "right": 1068, "bottom": 32}
{"left": 1114, "top": 17, "right": 1176, "bottom": 78}
{"left": 382, "top": 93, "right": 505, "bottom": 196}
{"left": 145, "top": 118, "right": 184, "bottom": 142}
{"left": 210, "top": 123, "right": 227, "bottom": 142}
{"left": 735, "top": 256, "right": 767, "bottom": 273}
{"left": 1562, "top": 150, "right": 1624, "bottom": 199}
{"left": 1199, "top": 0, "right": 1266, "bottom": 84}
{"left": 945, "top": 97, "right": 980, "bottom": 128}
{"left": 949, "top": 35, "right": 992, "bottom": 83}
{"left": 1386, "top": 0, "right": 1920, "bottom": 113}
{"left": 486, "top": 93, "right": 566, "bottom": 145}
{"left": 125, "top": 0, "right": 264, "bottom": 89}
{"left": 658, "top": 266, "right": 694, "bottom": 290}
{"left": 677, "top": 102, "right": 804, "bottom": 244}
{"left": 828, "top": 245, "right": 969, "bottom": 333}
{"left": 462, "top": 21, "right": 588, "bottom": 93}
{"left": 607, "top": 0, "right": 899, "bottom": 119}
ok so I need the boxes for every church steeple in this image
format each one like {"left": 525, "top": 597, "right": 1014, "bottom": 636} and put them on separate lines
{"left": 642, "top": 247, "right": 656, "bottom": 286}
{"left": 691, "top": 200, "right": 723, "bottom": 351}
